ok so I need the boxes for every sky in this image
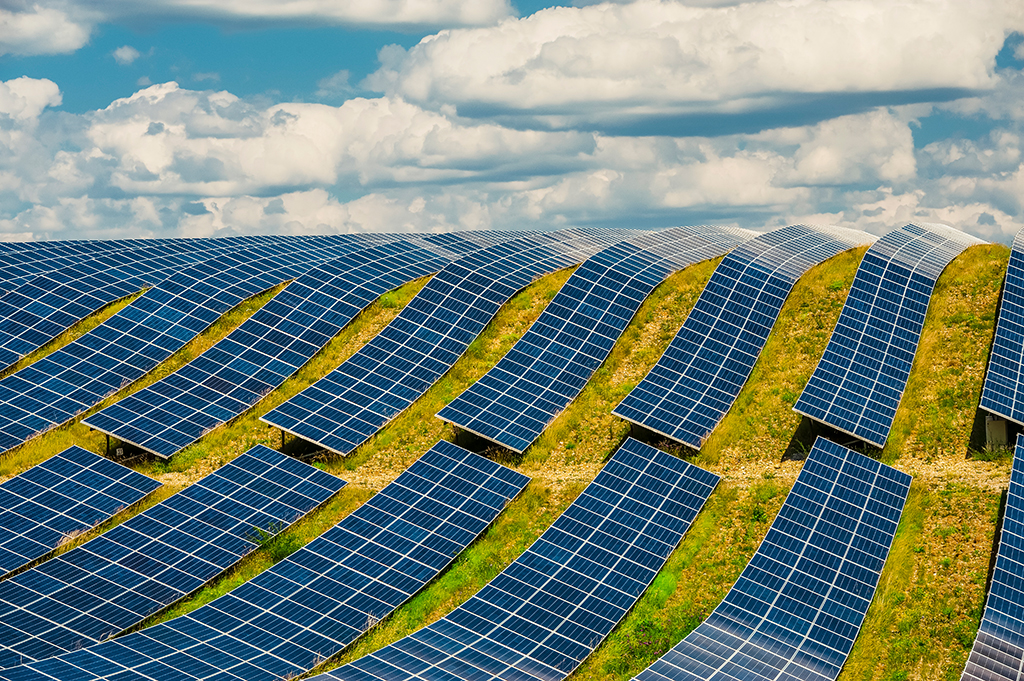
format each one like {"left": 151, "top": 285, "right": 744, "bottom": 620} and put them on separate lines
{"left": 0, "top": 0, "right": 1023, "bottom": 243}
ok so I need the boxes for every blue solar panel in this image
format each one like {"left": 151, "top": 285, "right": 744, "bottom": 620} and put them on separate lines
{"left": 632, "top": 436, "right": 911, "bottom": 681}
{"left": 0, "top": 239, "right": 176, "bottom": 297}
{"left": 83, "top": 237, "right": 490, "bottom": 458}
{"left": 961, "top": 436, "right": 1024, "bottom": 681}
{"left": 0, "top": 236, "right": 298, "bottom": 372}
{"left": 0, "top": 445, "right": 345, "bottom": 669}
{"left": 0, "top": 440, "right": 528, "bottom": 681}
{"left": 794, "top": 222, "right": 984, "bottom": 447}
{"left": 0, "top": 235, "right": 391, "bottom": 455}
{"left": 437, "top": 226, "right": 751, "bottom": 452}
{"left": 317, "top": 437, "right": 719, "bottom": 681}
{"left": 261, "top": 228, "right": 626, "bottom": 457}
{"left": 0, "top": 447, "right": 161, "bottom": 577}
{"left": 613, "top": 224, "right": 874, "bottom": 449}
{"left": 980, "top": 228, "right": 1024, "bottom": 427}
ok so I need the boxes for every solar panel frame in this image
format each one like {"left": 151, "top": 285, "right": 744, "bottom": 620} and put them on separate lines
{"left": 82, "top": 237, "right": 493, "bottom": 458}
{"left": 632, "top": 436, "right": 911, "bottom": 681}
{"left": 0, "top": 447, "right": 161, "bottom": 578}
{"left": 316, "top": 437, "right": 719, "bottom": 681}
{"left": 261, "top": 228, "right": 628, "bottom": 457}
{"left": 794, "top": 222, "right": 985, "bottom": 448}
{"left": 437, "top": 226, "right": 752, "bottom": 453}
{"left": 0, "top": 441, "right": 528, "bottom": 681}
{"left": 613, "top": 224, "right": 874, "bottom": 450}
{"left": 961, "top": 436, "right": 1024, "bottom": 681}
{"left": 0, "top": 445, "right": 345, "bottom": 670}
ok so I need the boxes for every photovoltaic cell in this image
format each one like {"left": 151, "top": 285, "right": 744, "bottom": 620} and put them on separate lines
{"left": 0, "top": 234, "right": 384, "bottom": 455}
{"left": 613, "top": 224, "right": 874, "bottom": 449}
{"left": 0, "top": 235, "right": 297, "bottom": 372}
{"left": 0, "top": 440, "right": 528, "bottom": 681}
{"left": 261, "top": 228, "right": 626, "bottom": 457}
{"left": 0, "top": 447, "right": 160, "bottom": 577}
{"left": 0, "top": 445, "right": 345, "bottom": 670}
{"left": 316, "top": 437, "right": 719, "bottom": 681}
{"left": 794, "top": 222, "right": 984, "bottom": 448}
{"left": 83, "top": 237, "right": 488, "bottom": 458}
{"left": 632, "top": 437, "right": 911, "bottom": 681}
{"left": 979, "top": 227, "right": 1024, "bottom": 427}
{"left": 437, "top": 226, "right": 752, "bottom": 452}
{"left": 961, "top": 436, "right": 1024, "bottom": 681}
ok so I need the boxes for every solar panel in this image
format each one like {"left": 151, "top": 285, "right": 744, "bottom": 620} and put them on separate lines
{"left": 632, "top": 436, "right": 911, "bottom": 681}
{"left": 317, "top": 437, "right": 719, "bottom": 681}
{"left": 437, "top": 226, "right": 751, "bottom": 452}
{"left": 0, "top": 445, "right": 345, "bottom": 670}
{"left": 980, "top": 228, "right": 1024, "bottom": 426}
{"left": 0, "top": 235, "right": 392, "bottom": 455}
{"left": 0, "top": 447, "right": 161, "bottom": 577}
{"left": 794, "top": 222, "right": 985, "bottom": 448}
{"left": 613, "top": 224, "right": 875, "bottom": 449}
{"left": 83, "top": 237, "right": 489, "bottom": 459}
{"left": 0, "top": 440, "right": 528, "bottom": 681}
{"left": 0, "top": 236, "right": 300, "bottom": 372}
{"left": 961, "top": 436, "right": 1024, "bottom": 681}
{"left": 261, "top": 228, "right": 627, "bottom": 457}
{"left": 0, "top": 239, "right": 177, "bottom": 297}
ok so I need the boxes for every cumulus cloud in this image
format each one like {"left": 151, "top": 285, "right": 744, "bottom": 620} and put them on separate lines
{"left": 112, "top": 45, "right": 140, "bottom": 65}
{"left": 365, "top": 0, "right": 1024, "bottom": 131}
{"left": 0, "top": 77, "right": 1021, "bottom": 244}
{"left": 0, "top": 4, "right": 93, "bottom": 56}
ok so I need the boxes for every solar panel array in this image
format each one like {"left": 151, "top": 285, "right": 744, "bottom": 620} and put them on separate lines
{"left": 0, "top": 440, "right": 529, "bottom": 681}
{"left": 794, "top": 222, "right": 985, "bottom": 448}
{"left": 0, "top": 446, "right": 160, "bottom": 577}
{"left": 0, "top": 234, "right": 388, "bottom": 454}
{"left": 613, "top": 224, "right": 874, "bottom": 449}
{"left": 261, "top": 228, "right": 625, "bottom": 456}
{"left": 961, "top": 436, "right": 1024, "bottom": 681}
{"left": 980, "top": 228, "right": 1024, "bottom": 426}
{"left": 83, "top": 235, "right": 498, "bottom": 459}
{"left": 632, "top": 437, "right": 910, "bottom": 681}
{"left": 0, "top": 445, "right": 345, "bottom": 669}
{"left": 436, "top": 226, "right": 751, "bottom": 453}
{"left": 0, "top": 235, "right": 297, "bottom": 372}
{"left": 0, "top": 240, "right": 167, "bottom": 296}
{"left": 318, "top": 437, "right": 719, "bottom": 681}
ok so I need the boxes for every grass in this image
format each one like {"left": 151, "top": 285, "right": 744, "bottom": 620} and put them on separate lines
{"left": 0, "top": 240, "right": 1015, "bottom": 681}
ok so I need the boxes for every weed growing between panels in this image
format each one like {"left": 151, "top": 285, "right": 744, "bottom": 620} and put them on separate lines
{"left": 570, "top": 247, "right": 866, "bottom": 680}
{"left": 318, "top": 258, "right": 723, "bottom": 674}
{"left": 844, "top": 243, "right": 1011, "bottom": 681}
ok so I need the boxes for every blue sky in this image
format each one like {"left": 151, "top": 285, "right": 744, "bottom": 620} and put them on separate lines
{"left": 1, "top": 0, "right": 1023, "bottom": 242}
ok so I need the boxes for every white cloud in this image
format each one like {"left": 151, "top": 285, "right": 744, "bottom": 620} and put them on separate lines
{"left": 0, "top": 4, "right": 93, "bottom": 56}
{"left": 112, "top": 45, "right": 140, "bottom": 65}
{"left": 366, "top": 0, "right": 1024, "bottom": 129}
{"left": 75, "top": 0, "right": 512, "bottom": 28}
{"left": 0, "top": 77, "right": 62, "bottom": 121}
{"left": 316, "top": 70, "right": 353, "bottom": 101}
{"left": 193, "top": 72, "right": 220, "bottom": 83}
{"left": 0, "top": 78, "right": 1021, "bottom": 244}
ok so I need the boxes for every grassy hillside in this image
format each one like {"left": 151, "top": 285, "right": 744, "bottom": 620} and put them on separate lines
{"left": 0, "top": 242, "right": 1014, "bottom": 681}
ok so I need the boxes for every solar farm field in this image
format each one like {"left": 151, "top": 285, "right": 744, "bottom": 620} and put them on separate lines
{"left": 0, "top": 229, "right": 1014, "bottom": 681}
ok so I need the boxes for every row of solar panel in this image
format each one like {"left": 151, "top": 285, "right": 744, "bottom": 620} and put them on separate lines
{"left": 0, "top": 222, "right": 1015, "bottom": 679}
{"left": 0, "top": 222, "right": 990, "bottom": 467}
{"left": 0, "top": 434, "right": 909, "bottom": 681}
